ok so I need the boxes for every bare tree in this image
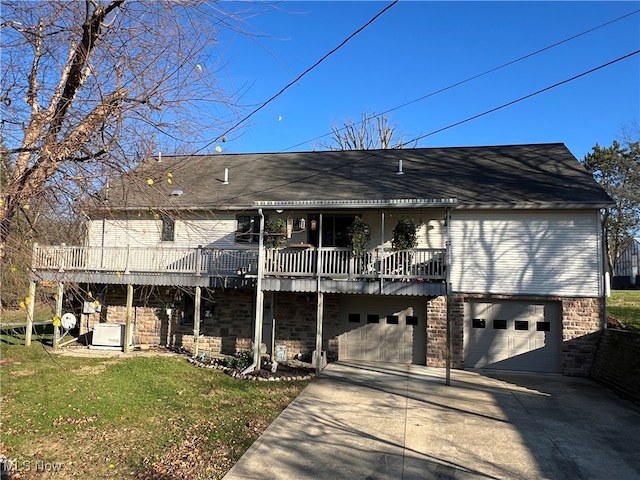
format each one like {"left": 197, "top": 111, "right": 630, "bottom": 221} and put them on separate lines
{"left": 318, "top": 112, "right": 416, "bottom": 150}
{"left": 0, "top": 0, "right": 258, "bottom": 260}
{"left": 0, "top": 0, "right": 265, "bottom": 312}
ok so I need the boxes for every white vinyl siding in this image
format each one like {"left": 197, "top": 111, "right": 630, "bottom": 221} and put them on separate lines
{"left": 87, "top": 214, "right": 240, "bottom": 249}
{"left": 450, "top": 210, "right": 603, "bottom": 297}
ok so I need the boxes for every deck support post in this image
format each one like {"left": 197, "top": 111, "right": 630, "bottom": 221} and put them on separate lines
{"left": 53, "top": 282, "right": 63, "bottom": 349}
{"left": 25, "top": 281, "right": 36, "bottom": 346}
{"left": 315, "top": 291, "right": 324, "bottom": 376}
{"left": 445, "top": 207, "right": 452, "bottom": 386}
{"left": 124, "top": 284, "right": 133, "bottom": 353}
{"left": 193, "top": 286, "right": 202, "bottom": 357}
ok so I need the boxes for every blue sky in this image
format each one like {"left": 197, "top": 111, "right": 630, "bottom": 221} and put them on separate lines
{"left": 208, "top": 1, "right": 639, "bottom": 160}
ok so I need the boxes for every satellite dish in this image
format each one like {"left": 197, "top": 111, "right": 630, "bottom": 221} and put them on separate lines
{"left": 61, "top": 313, "right": 77, "bottom": 330}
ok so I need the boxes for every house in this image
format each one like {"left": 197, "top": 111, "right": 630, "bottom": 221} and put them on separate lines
{"left": 614, "top": 238, "right": 640, "bottom": 288}
{"left": 29, "top": 143, "right": 614, "bottom": 376}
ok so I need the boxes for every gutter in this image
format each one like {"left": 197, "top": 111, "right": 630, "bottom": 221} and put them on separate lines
{"left": 242, "top": 208, "right": 265, "bottom": 375}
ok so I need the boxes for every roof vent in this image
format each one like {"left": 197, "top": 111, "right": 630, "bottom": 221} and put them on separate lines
{"left": 171, "top": 189, "right": 183, "bottom": 196}
{"left": 157, "top": 151, "right": 162, "bottom": 162}
{"left": 396, "top": 159, "right": 404, "bottom": 175}
{"left": 223, "top": 167, "right": 229, "bottom": 185}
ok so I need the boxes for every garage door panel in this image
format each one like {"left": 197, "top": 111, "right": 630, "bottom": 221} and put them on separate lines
{"left": 464, "top": 300, "right": 561, "bottom": 373}
{"left": 338, "top": 296, "right": 426, "bottom": 364}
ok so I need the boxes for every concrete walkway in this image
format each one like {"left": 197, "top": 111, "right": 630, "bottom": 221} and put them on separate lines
{"left": 224, "top": 361, "right": 640, "bottom": 480}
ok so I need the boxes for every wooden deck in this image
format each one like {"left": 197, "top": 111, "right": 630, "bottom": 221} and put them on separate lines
{"left": 31, "top": 244, "right": 447, "bottom": 291}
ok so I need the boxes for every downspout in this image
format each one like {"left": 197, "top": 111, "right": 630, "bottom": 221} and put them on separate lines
{"left": 445, "top": 207, "right": 452, "bottom": 386}
{"left": 599, "top": 209, "right": 609, "bottom": 331}
{"left": 243, "top": 208, "right": 265, "bottom": 375}
{"left": 380, "top": 212, "right": 385, "bottom": 294}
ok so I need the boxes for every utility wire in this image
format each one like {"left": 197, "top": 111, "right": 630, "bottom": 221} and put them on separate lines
{"left": 212, "top": 1, "right": 398, "bottom": 148}
{"left": 222, "top": 49, "right": 640, "bottom": 201}
{"left": 283, "top": 8, "right": 640, "bottom": 151}
{"left": 220, "top": 7, "right": 639, "bottom": 172}
{"left": 405, "top": 49, "right": 640, "bottom": 145}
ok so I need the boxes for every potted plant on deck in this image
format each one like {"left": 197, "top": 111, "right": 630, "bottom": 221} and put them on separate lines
{"left": 391, "top": 216, "right": 417, "bottom": 250}
{"left": 266, "top": 218, "right": 287, "bottom": 249}
{"left": 347, "top": 217, "right": 371, "bottom": 258}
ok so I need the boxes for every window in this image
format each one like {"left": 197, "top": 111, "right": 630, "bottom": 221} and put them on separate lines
{"left": 348, "top": 313, "right": 361, "bottom": 323}
{"left": 307, "top": 214, "right": 355, "bottom": 247}
{"left": 406, "top": 315, "right": 418, "bottom": 326}
{"left": 515, "top": 320, "right": 529, "bottom": 331}
{"left": 472, "top": 318, "right": 486, "bottom": 328}
{"left": 236, "top": 215, "right": 263, "bottom": 244}
{"left": 366, "top": 314, "right": 379, "bottom": 324}
{"left": 493, "top": 319, "right": 507, "bottom": 329}
{"left": 386, "top": 315, "right": 399, "bottom": 325}
{"left": 161, "top": 216, "right": 175, "bottom": 242}
{"left": 536, "top": 321, "right": 551, "bottom": 332}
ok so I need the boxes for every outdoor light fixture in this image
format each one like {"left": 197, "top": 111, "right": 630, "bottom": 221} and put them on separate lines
{"left": 310, "top": 219, "right": 318, "bottom": 231}
{"left": 298, "top": 218, "right": 306, "bottom": 231}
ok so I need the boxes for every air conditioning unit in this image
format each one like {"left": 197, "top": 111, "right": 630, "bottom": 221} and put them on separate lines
{"left": 90, "top": 323, "right": 131, "bottom": 350}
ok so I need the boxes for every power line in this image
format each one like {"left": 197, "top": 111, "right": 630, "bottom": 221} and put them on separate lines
{"left": 211, "top": 1, "right": 398, "bottom": 149}
{"left": 406, "top": 49, "right": 640, "bottom": 145}
{"left": 225, "top": 49, "right": 640, "bottom": 201}
{"left": 283, "top": 8, "right": 640, "bottom": 151}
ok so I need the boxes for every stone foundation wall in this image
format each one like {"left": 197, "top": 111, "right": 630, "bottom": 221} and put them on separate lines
{"left": 79, "top": 285, "right": 254, "bottom": 356}
{"left": 561, "top": 296, "right": 604, "bottom": 376}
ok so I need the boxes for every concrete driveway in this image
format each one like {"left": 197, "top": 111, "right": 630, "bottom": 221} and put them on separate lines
{"left": 223, "top": 361, "right": 640, "bottom": 480}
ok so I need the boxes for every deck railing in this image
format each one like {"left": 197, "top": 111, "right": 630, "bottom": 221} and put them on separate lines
{"left": 32, "top": 244, "right": 446, "bottom": 281}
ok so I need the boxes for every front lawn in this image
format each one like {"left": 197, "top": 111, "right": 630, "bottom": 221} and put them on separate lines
{"left": 607, "top": 289, "right": 640, "bottom": 330}
{"left": 0, "top": 343, "right": 309, "bottom": 479}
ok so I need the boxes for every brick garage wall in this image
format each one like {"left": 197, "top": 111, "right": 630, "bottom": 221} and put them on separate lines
{"left": 561, "top": 297, "right": 605, "bottom": 376}
{"left": 433, "top": 294, "right": 604, "bottom": 376}
{"left": 590, "top": 329, "right": 640, "bottom": 405}
{"left": 426, "top": 295, "right": 464, "bottom": 368}
{"left": 271, "top": 292, "right": 340, "bottom": 362}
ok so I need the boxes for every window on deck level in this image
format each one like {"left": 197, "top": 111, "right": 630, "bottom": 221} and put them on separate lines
{"left": 161, "top": 216, "right": 175, "bottom": 242}
{"left": 307, "top": 214, "right": 356, "bottom": 247}
{"left": 235, "top": 215, "right": 265, "bottom": 244}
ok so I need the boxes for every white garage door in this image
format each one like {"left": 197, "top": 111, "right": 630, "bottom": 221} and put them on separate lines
{"left": 464, "top": 300, "right": 561, "bottom": 373}
{"left": 338, "top": 296, "right": 426, "bottom": 364}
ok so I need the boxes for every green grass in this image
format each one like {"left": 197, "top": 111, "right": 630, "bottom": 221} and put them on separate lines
{"left": 607, "top": 290, "right": 640, "bottom": 330}
{"left": 0, "top": 343, "right": 310, "bottom": 479}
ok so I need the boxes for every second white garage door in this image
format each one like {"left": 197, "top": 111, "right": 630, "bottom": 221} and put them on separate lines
{"left": 338, "top": 295, "right": 427, "bottom": 364}
{"left": 464, "top": 300, "right": 562, "bottom": 373}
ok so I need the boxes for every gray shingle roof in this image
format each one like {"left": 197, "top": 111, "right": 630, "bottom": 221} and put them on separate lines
{"left": 99, "top": 143, "right": 613, "bottom": 211}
